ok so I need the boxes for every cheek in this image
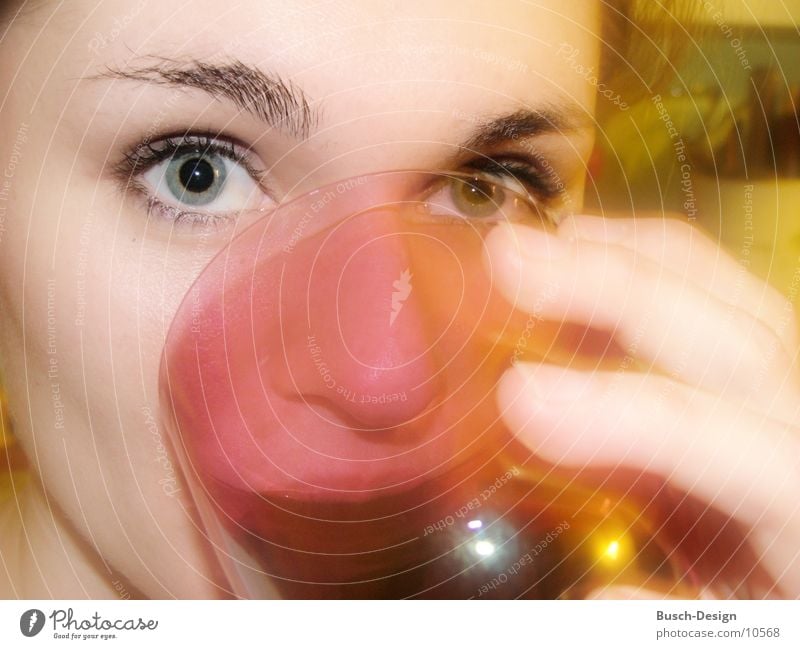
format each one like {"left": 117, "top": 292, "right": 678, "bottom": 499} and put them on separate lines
{"left": 82, "top": 231, "right": 220, "bottom": 476}
{"left": 68, "top": 230, "right": 230, "bottom": 595}
{"left": 0, "top": 188, "right": 228, "bottom": 594}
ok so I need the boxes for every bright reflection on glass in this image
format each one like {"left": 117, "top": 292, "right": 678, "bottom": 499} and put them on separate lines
{"left": 474, "top": 540, "right": 495, "bottom": 557}
{"left": 467, "top": 519, "right": 483, "bottom": 530}
{"left": 605, "top": 540, "right": 621, "bottom": 561}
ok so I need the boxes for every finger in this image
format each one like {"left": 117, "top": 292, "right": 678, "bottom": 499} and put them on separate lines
{"left": 483, "top": 223, "right": 800, "bottom": 418}
{"left": 559, "top": 214, "right": 799, "bottom": 357}
{"left": 497, "top": 361, "right": 800, "bottom": 595}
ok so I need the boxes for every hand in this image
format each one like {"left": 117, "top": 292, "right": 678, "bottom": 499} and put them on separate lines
{"left": 484, "top": 214, "right": 800, "bottom": 598}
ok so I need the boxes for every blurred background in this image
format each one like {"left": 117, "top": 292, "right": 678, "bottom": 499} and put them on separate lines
{"left": 588, "top": 0, "right": 800, "bottom": 301}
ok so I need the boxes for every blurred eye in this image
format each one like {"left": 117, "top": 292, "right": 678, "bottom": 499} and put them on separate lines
{"left": 121, "top": 134, "right": 272, "bottom": 228}
{"left": 448, "top": 175, "right": 510, "bottom": 219}
{"left": 423, "top": 172, "right": 552, "bottom": 224}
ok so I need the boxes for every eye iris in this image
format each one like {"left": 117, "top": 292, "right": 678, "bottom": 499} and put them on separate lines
{"left": 166, "top": 152, "right": 227, "bottom": 206}
{"left": 451, "top": 177, "right": 505, "bottom": 218}
{"left": 179, "top": 157, "right": 216, "bottom": 193}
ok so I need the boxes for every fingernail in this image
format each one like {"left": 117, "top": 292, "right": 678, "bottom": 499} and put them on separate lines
{"left": 494, "top": 223, "right": 571, "bottom": 261}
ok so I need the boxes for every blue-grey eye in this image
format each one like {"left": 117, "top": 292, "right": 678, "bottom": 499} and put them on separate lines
{"left": 141, "top": 140, "right": 267, "bottom": 220}
{"left": 166, "top": 153, "right": 228, "bottom": 206}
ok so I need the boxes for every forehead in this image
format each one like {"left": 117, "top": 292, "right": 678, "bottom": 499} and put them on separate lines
{"left": 30, "top": 0, "right": 601, "bottom": 111}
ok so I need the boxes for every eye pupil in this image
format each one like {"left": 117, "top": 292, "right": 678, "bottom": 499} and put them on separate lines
{"left": 179, "top": 157, "right": 216, "bottom": 193}
{"left": 166, "top": 152, "right": 228, "bottom": 206}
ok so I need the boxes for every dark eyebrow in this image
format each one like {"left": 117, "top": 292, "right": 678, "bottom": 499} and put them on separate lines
{"left": 89, "top": 57, "right": 320, "bottom": 139}
{"left": 457, "top": 107, "right": 591, "bottom": 151}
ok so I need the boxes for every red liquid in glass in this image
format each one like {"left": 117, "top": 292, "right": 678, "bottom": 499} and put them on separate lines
{"left": 216, "top": 436, "right": 686, "bottom": 599}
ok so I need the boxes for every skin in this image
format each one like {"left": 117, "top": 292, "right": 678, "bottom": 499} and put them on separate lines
{"left": 0, "top": 0, "right": 797, "bottom": 600}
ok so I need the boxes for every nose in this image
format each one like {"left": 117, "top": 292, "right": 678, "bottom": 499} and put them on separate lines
{"left": 272, "top": 209, "right": 442, "bottom": 429}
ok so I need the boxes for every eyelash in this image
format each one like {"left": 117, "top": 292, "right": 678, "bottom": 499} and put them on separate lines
{"left": 113, "top": 133, "right": 562, "bottom": 226}
{"left": 114, "top": 132, "right": 264, "bottom": 181}
{"left": 464, "top": 157, "right": 562, "bottom": 206}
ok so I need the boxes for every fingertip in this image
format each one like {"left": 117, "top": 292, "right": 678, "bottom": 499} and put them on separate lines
{"left": 496, "top": 362, "right": 572, "bottom": 460}
{"left": 496, "top": 361, "right": 537, "bottom": 415}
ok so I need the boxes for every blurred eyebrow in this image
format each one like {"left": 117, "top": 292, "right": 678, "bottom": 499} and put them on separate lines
{"left": 458, "top": 107, "right": 591, "bottom": 151}
{"left": 89, "top": 57, "right": 320, "bottom": 139}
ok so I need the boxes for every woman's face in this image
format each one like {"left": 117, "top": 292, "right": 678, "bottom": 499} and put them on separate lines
{"left": 0, "top": 0, "right": 598, "bottom": 597}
